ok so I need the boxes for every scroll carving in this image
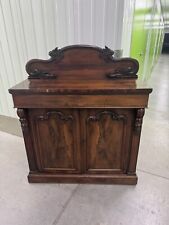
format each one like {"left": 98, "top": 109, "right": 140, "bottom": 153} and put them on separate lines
{"left": 17, "top": 108, "right": 28, "bottom": 132}
{"left": 28, "top": 69, "right": 57, "bottom": 79}
{"left": 135, "top": 108, "right": 145, "bottom": 133}
{"left": 106, "top": 66, "right": 138, "bottom": 79}
{"left": 87, "top": 110, "right": 126, "bottom": 122}
{"left": 36, "top": 111, "right": 73, "bottom": 121}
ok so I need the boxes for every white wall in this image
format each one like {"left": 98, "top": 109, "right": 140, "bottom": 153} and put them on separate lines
{"left": 122, "top": 0, "right": 135, "bottom": 56}
{"left": 0, "top": 0, "right": 131, "bottom": 118}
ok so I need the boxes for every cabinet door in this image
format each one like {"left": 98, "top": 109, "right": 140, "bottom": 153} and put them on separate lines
{"left": 29, "top": 109, "right": 81, "bottom": 173}
{"left": 81, "top": 109, "right": 134, "bottom": 174}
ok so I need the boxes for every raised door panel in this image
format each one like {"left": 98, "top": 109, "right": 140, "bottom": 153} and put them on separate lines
{"left": 81, "top": 109, "right": 134, "bottom": 174}
{"left": 29, "top": 109, "right": 81, "bottom": 173}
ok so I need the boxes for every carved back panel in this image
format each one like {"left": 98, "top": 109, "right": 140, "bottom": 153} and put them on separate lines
{"left": 26, "top": 45, "right": 139, "bottom": 80}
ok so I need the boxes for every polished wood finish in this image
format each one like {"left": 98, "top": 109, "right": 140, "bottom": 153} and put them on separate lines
{"left": 9, "top": 45, "right": 152, "bottom": 184}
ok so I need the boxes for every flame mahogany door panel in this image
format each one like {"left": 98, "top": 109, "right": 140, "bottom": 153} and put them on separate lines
{"left": 80, "top": 109, "right": 135, "bottom": 174}
{"left": 29, "top": 109, "right": 81, "bottom": 173}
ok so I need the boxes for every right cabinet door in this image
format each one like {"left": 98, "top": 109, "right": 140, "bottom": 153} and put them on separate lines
{"left": 81, "top": 109, "right": 134, "bottom": 174}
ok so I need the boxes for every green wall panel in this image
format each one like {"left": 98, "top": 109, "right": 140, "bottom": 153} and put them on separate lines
{"left": 130, "top": 0, "right": 164, "bottom": 80}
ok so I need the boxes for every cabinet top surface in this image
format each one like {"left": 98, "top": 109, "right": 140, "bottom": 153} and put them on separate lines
{"left": 9, "top": 79, "right": 152, "bottom": 95}
{"left": 9, "top": 45, "right": 152, "bottom": 95}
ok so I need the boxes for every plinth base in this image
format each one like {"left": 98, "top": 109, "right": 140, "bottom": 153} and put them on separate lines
{"left": 28, "top": 172, "right": 138, "bottom": 185}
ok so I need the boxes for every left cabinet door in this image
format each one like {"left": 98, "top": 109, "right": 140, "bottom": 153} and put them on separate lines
{"left": 29, "top": 109, "right": 81, "bottom": 173}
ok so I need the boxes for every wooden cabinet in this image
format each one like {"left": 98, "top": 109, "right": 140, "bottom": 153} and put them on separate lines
{"left": 9, "top": 45, "right": 152, "bottom": 184}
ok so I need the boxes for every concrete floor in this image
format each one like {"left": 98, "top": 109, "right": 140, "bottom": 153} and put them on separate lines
{"left": 0, "top": 54, "right": 169, "bottom": 225}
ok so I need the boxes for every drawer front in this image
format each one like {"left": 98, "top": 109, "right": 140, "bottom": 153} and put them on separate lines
{"left": 29, "top": 109, "right": 81, "bottom": 173}
{"left": 80, "top": 109, "right": 134, "bottom": 174}
{"left": 13, "top": 94, "right": 149, "bottom": 108}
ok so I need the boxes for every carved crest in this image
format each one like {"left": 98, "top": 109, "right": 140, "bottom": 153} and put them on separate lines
{"left": 26, "top": 45, "right": 139, "bottom": 80}
{"left": 101, "top": 46, "right": 114, "bottom": 62}
{"left": 48, "top": 47, "right": 64, "bottom": 60}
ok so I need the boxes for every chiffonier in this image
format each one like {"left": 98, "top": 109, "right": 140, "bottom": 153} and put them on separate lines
{"left": 9, "top": 45, "right": 152, "bottom": 184}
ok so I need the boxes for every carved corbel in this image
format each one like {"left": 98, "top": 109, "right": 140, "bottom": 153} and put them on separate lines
{"left": 17, "top": 108, "right": 28, "bottom": 132}
{"left": 135, "top": 108, "right": 145, "bottom": 133}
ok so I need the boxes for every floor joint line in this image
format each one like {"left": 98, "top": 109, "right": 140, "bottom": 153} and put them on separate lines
{"left": 138, "top": 169, "right": 169, "bottom": 181}
{"left": 51, "top": 185, "right": 79, "bottom": 225}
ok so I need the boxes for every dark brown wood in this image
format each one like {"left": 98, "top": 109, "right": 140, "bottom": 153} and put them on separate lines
{"left": 9, "top": 45, "right": 152, "bottom": 184}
